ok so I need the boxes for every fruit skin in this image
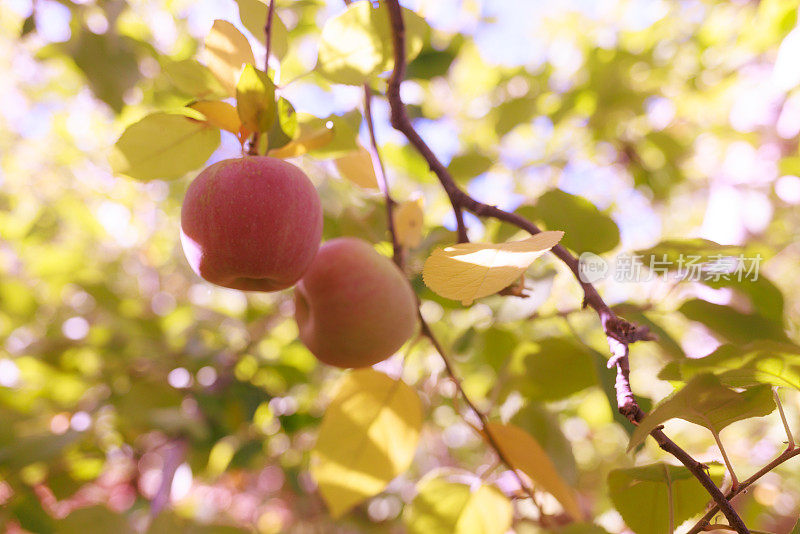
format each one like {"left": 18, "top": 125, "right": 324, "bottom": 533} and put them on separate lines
{"left": 180, "top": 156, "right": 322, "bottom": 292}
{"left": 294, "top": 237, "right": 418, "bottom": 368}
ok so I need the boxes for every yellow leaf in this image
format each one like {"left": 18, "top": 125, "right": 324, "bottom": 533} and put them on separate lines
{"left": 334, "top": 145, "right": 379, "bottom": 189}
{"left": 486, "top": 422, "right": 582, "bottom": 521}
{"left": 394, "top": 197, "right": 424, "bottom": 249}
{"left": 189, "top": 100, "right": 243, "bottom": 135}
{"left": 236, "top": 0, "right": 289, "bottom": 59}
{"left": 268, "top": 116, "right": 335, "bottom": 158}
{"left": 311, "top": 369, "right": 423, "bottom": 518}
{"left": 422, "top": 232, "right": 563, "bottom": 305}
{"left": 404, "top": 470, "right": 512, "bottom": 534}
{"left": 456, "top": 485, "right": 512, "bottom": 534}
{"left": 200, "top": 20, "right": 255, "bottom": 96}
{"left": 317, "top": 2, "right": 429, "bottom": 85}
{"left": 236, "top": 64, "right": 276, "bottom": 133}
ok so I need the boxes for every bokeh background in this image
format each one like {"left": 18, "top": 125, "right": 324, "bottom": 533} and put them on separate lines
{"left": 1, "top": 0, "right": 800, "bottom": 532}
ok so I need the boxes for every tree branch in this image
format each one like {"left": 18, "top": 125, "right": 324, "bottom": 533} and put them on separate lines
{"left": 382, "top": 1, "right": 748, "bottom": 531}
{"left": 264, "top": 0, "right": 276, "bottom": 69}
{"left": 384, "top": 2, "right": 467, "bottom": 243}
{"left": 351, "top": 5, "right": 547, "bottom": 519}
{"left": 686, "top": 445, "right": 800, "bottom": 533}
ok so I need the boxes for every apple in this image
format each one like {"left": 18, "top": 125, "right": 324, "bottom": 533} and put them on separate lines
{"left": 294, "top": 237, "right": 418, "bottom": 368}
{"left": 180, "top": 156, "right": 322, "bottom": 292}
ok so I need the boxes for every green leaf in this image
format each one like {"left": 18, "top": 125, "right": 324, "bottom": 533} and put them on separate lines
{"left": 494, "top": 96, "right": 537, "bottom": 136}
{"left": 404, "top": 471, "right": 512, "bottom": 534}
{"left": 636, "top": 239, "right": 743, "bottom": 270}
{"left": 529, "top": 190, "right": 619, "bottom": 254}
{"left": 236, "top": 64, "right": 277, "bottom": 133}
{"left": 267, "top": 113, "right": 335, "bottom": 158}
{"left": 637, "top": 239, "right": 783, "bottom": 323}
{"left": 161, "top": 59, "right": 227, "bottom": 99}
{"left": 473, "top": 327, "right": 518, "bottom": 372}
{"left": 236, "top": 0, "right": 289, "bottom": 59}
{"left": 57, "top": 32, "right": 143, "bottom": 112}
{"left": 55, "top": 507, "right": 132, "bottom": 534}
{"left": 0, "top": 431, "right": 81, "bottom": 472}
{"left": 381, "top": 142, "right": 434, "bottom": 183}
{"left": 406, "top": 35, "right": 463, "bottom": 80}
{"left": 305, "top": 110, "right": 361, "bottom": 159}
{"left": 115, "top": 381, "right": 184, "bottom": 436}
{"left": 628, "top": 374, "right": 775, "bottom": 451}
{"left": 10, "top": 492, "right": 56, "bottom": 534}
{"left": 265, "top": 97, "right": 298, "bottom": 151}
{"left": 110, "top": 112, "right": 220, "bottom": 181}
{"left": 447, "top": 152, "right": 494, "bottom": 183}
{"left": 547, "top": 525, "right": 612, "bottom": 534}
{"left": 512, "top": 403, "right": 578, "bottom": 486}
{"left": 148, "top": 511, "right": 250, "bottom": 534}
{"left": 20, "top": 14, "right": 36, "bottom": 37}
{"left": 311, "top": 369, "right": 423, "bottom": 518}
{"left": 486, "top": 422, "right": 582, "bottom": 520}
{"left": 608, "top": 463, "right": 724, "bottom": 534}
{"left": 317, "top": 1, "right": 429, "bottom": 85}
{"left": 659, "top": 341, "right": 800, "bottom": 390}
{"left": 48, "top": 470, "right": 84, "bottom": 500}
{"left": 511, "top": 338, "right": 597, "bottom": 401}
{"left": 678, "top": 299, "right": 788, "bottom": 345}
{"left": 702, "top": 275, "right": 785, "bottom": 323}
{"left": 630, "top": 132, "right": 689, "bottom": 199}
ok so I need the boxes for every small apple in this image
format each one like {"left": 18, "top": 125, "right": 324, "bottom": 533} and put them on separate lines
{"left": 294, "top": 237, "right": 418, "bottom": 368}
{"left": 180, "top": 156, "right": 322, "bottom": 292}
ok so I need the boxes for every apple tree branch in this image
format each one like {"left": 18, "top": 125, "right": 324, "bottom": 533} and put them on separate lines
{"left": 382, "top": 1, "right": 749, "bottom": 532}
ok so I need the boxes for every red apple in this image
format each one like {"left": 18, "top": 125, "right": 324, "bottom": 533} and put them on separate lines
{"left": 294, "top": 237, "right": 418, "bottom": 368}
{"left": 180, "top": 156, "right": 322, "bottom": 292}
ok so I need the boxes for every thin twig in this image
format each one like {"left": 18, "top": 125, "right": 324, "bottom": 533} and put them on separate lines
{"left": 382, "top": 1, "right": 748, "bottom": 531}
{"left": 712, "top": 431, "right": 739, "bottom": 492}
{"left": 418, "top": 315, "right": 543, "bottom": 507}
{"left": 264, "top": 0, "right": 276, "bottom": 68}
{"left": 350, "top": 3, "right": 542, "bottom": 516}
{"left": 363, "top": 85, "right": 402, "bottom": 267}
{"left": 774, "top": 389, "right": 795, "bottom": 448}
{"left": 686, "top": 443, "right": 800, "bottom": 533}
{"left": 701, "top": 526, "right": 773, "bottom": 534}
{"left": 383, "top": 2, "right": 467, "bottom": 243}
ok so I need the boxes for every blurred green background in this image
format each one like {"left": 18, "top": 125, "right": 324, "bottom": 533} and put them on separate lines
{"left": 1, "top": 0, "right": 800, "bottom": 532}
